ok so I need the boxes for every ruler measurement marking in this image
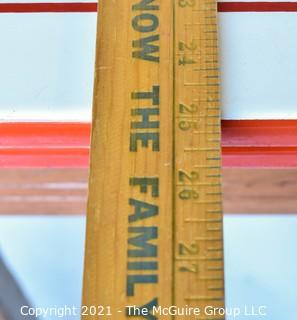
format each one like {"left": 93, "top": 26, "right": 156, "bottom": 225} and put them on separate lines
{"left": 207, "top": 174, "right": 222, "bottom": 178}
{"left": 206, "top": 75, "right": 220, "bottom": 79}
{"left": 176, "top": 181, "right": 221, "bottom": 186}
{"left": 183, "top": 82, "right": 220, "bottom": 86}
{"left": 207, "top": 210, "right": 223, "bottom": 214}
{"left": 208, "top": 287, "right": 225, "bottom": 292}
{"left": 207, "top": 227, "right": 223, "bottom": 232}
{"left": 175, "top": 114, "right": 219, "bottom": 119}
{"left": 176, "top": 52, "right": 216, "bottom": 56}
{"left": 208, "top": 266, "right": 224, "bottom": 271}
{"left": 207, "top": 139, "right": 221, "bottom": 142}
{"left": 185, "top": 296, "right": 224, "bottom": 301}
{"left": 175, "top": 256, "right": 223, "bottom": 262}
{"left": 176, "top": 37, "right": 218, "bottom": 42}
{"left": 193, "top": 98, "right": 220, "bottom": 101}
{"left": 193, "top": 8, "right": 218, "bottom": 12}
{"left": 207, "top": 157, "right": 221, "bottom": 161}
{"left": 206, "top": 92, "right": 220, "bottom": 95}
{"left": 194, "top": 68, "right": 219, "bottom": 71}
{"left": 184, "top": 218, "right": 222, "bottom": 223}
{"left": 206, "top": 122, "right": 221, "bottom": 127}
{"left": 174, "top": 0, "right": 224, "bottom": 312}
{"left": 184, "top": 147, "right": 220, "bottom": 152}
{"left": 176, "top": 183, "right": 220, "bottom": 187}
{"left": 193, "top": 200, "right": 221, "bottom": 204}
{"left": 198, "top": 275, "right": 224, "bottom": 280}
{"left": 196, "top": 237, "right": 223, "bottom": 241}
{"left": 206, "top": 193, "right": 223, "bottom": 197}
{"left": 207, "top": 249, "right": 223, "bottom": 254}
{"left": 192, "top": 131, "right": 221, "bottom": 134}
{"left": 194, "top": 165, "right": 221, "bottom": 169}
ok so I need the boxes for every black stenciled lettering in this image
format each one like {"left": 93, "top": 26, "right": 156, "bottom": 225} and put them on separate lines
{"left": 131, "top": 108, "right": 159, "bottom": 129}
{"left": 126, "top": 298, "right": 158, "bottom": 319}
{"left": 129, "top": 199, "right": 158, "bottom": 222}
{"left": 132, "top": 14, "right": 159, "bottom": 33}
{"left": 132, "top": 1, "right": 160, "bottom": 62}
{"left": 132, "top": 0, "right": 159, "bottom": 11}
{"left": 128, "top": 226, "right": 158, "bottom": 257}
{"left": 127, "top": 275, "right": 158, "bottom": 296}
{"left": 132, "top": 35, "right": 160, "bottom": 62}
{"left": 130, "top": 132, "right": 159, "bottom": 152}
{"left": 131, "top": 86, "right": 160, "bottom": 105}
{"left": 129, "top": 177, "right": 159, "bottom": 197}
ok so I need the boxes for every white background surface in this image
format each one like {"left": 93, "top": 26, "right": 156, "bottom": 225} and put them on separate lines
{"left": 0, "top": 215, "right": 296, "bottom": 319}
{"left": 219, "top": 13, "right": 297, "bottom": 119}
{"left": 0, "top": 10, "right": 297, "bottom": 120}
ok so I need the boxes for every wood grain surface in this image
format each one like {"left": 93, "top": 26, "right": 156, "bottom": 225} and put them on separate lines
{"left": 81, "top": 0, "right": 173, "bottom": 317}
{"left": 80, "top": 0, "right": 227, "bottom": 316}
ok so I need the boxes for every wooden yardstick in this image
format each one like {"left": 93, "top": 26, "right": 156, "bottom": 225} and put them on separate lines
{"left": 82, "top": 0, "right": 225, "bottom": 319}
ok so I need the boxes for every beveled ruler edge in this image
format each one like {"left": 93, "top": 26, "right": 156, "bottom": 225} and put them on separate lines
{"left": 172, "top": 0, "right": 225, "bottom": 316}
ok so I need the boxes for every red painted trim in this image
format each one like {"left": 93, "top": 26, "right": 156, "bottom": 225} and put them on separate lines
{"left": 0, "top": 2, "right": 97, "bottom": 13}
{"left": 218, "top": 2, "right": 297, "bottom": 12}
{"left": 222, "top": 120, "right": 297, "bottom": 167}
{"left": 0, "top": 122, "right": 90, "bottom": 168}
{"left": 222, "top": 120, "right": 297, "bottom": 147}
{"left": 1, "top": 2, "right": 297, "bottom": 13}
{"left": 0, "top": 121, "right": 296, "bottom": 168}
